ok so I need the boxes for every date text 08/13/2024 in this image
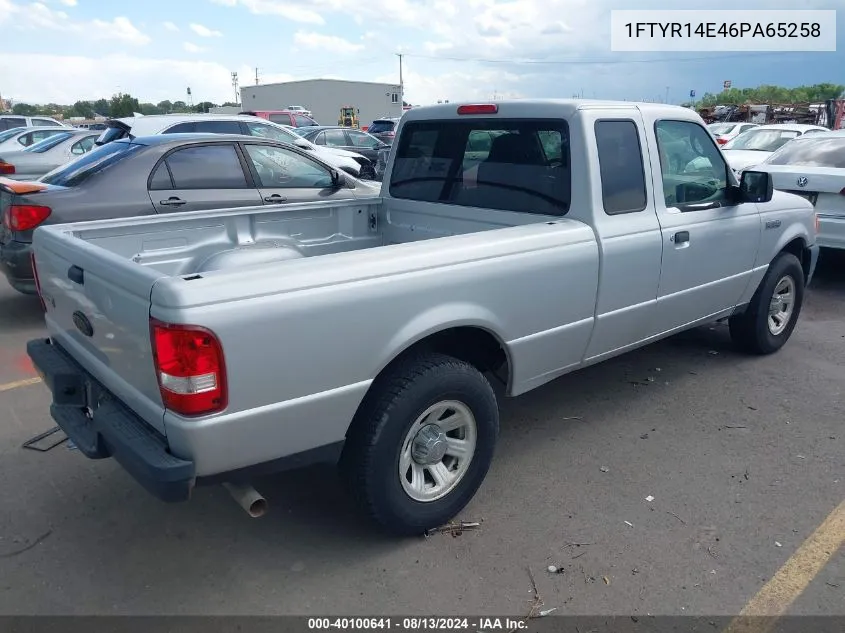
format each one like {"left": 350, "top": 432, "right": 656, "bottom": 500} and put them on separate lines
{"left": 307, "top": 618, "right": 528, "bottom": 630}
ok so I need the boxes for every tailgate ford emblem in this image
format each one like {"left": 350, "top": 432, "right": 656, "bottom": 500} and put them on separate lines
{"left": 797, "top": 176, "right": 808, "bottom": 187}
{"left": 72, "top": 311, "right": 94, "bottom": 337}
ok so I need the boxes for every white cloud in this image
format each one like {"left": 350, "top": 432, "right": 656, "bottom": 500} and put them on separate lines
{"left": 183, "top": 42, "right": 207, "bottom": 53}
{"left": 210, "top": 0, "right": 324, "bottom": 25}
{"left": 189, "top": 23, "right": 223, "bottom": 37}
{"left": 293, "top": 31, "right": 364, "bottom": 55}
{"left": 0, "top": 1, "right": 149, "bottom": 45}
{"left": 58, "top": 0, "right": 77, "bottom": 6}
{"left": 163, "top": 21, "right": 179, "bottom": 32}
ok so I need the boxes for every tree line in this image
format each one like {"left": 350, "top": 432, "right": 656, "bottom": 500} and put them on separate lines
{"left": 687, "top": 83, "right": 844, "bottom": 107}
{"left": 7, "top": 93, "right": 237, "bottom": 119}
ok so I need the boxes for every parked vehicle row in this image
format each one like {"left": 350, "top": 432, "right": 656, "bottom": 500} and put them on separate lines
{"left": 295, "top": 125, "right": 390, "bottom": 173}
{"left": 720, "top": 123, "right": 829, "bottom": 172}
{"left": 0, "top": 129, "right": 99, "bottom": 181}
{"left": 0, "top": 125, "right": 69, "bottom": 152}
{"left": 23, "top": 100, "right": 818, "bottom": 536}
{"left": 0, "top": 114, "right": 67, "bottom": 131}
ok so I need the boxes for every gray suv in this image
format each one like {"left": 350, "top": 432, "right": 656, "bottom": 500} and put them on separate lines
{"left": 367, "top": 118, "right": 401, "bottom": 144}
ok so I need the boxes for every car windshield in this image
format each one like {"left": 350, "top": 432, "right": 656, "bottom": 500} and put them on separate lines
{"left": 725, "top": 128, "right": 801, "bottom": 152}
{"left": 0, "top": 127, "right": 26, "bottom": 143}
{"left": 40, "top": 141, "right": 142, "bottom": 186}
{"left": 765, "top": 136, "right": 845, "bottom": 168}
{"left": 708, "top": 123, "right": 737, "bottom": 134}
{"left": 368, "top": 121, "right": 395, "bottom": 134}
{"left": 24, "top": 132, "right": 74, "bottom": 153}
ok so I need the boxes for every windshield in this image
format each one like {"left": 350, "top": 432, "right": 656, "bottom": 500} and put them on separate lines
{"left": 40, "top": 141, "right": 142, "bottom": 186}
{"left": 765, "top": 136, "right": 845, "bottom": 168}
{"left": 368, "top": 121, "right": 396, "bottom": 134}
{"left": 0, "top": 127, "right": 25, "bottom": 143}
{"left": 24, "top": 132, "right": 73, "bottom": 153}
{"left": 725, "top": 128, "right": 801, "bottom": 152}
{"left": 708, "top": 123, "right": 737, "bottom": 135}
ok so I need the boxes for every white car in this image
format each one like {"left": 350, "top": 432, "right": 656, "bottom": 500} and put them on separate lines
{"left": 754, "top": 130, "right": 845, "bottom": 250}
{"left": 287, "top": 105, "right": 312, "bottom": 117}
{"left": 721, "top": 123, "right": 829, "bottom": 173}
{"left": 707, "top": 121, "right": 759, "bottom": 146}
{"left": 0, "top": 125, "right": 69, "bottom": 152}
{"left": 0, "top": 114, "right": 66, "bottom": 131}
{"left": 95, "top": 113, "right": 371, "bottom": 179}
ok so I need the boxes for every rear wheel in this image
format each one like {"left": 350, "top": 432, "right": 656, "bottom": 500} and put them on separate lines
{"left": 729, "top": 252, "right": 804, "bottom": 355}
{"left": 341, "top": 352, "right": 499, "bottom": 536}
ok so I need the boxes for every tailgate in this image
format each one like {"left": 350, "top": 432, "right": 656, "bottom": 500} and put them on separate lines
{"left": 32, "top": 224, "right": 170, "bottom": 434}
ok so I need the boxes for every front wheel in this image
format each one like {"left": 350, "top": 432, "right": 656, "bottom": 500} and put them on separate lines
{"left": 729, "top": 252, "right": 804, "bottom": 355}
{"left": 341, "top": 352, "right": 499, "bottom": 536}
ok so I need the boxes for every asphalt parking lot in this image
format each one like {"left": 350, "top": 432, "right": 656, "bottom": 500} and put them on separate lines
{"left": 0, "top": 253, "right": 843, "bottom": 619}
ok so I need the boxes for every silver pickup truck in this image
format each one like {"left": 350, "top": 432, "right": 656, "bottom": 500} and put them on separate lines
{"left": 26, "top": 100, "right": 819, "bottom": 535}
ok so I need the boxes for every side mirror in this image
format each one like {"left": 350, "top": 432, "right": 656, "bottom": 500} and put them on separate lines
{"left": 330, "top": 169, "right": 346, "bottom": 187}
{"left": 740, "top": 170, "right": 773, "bottom": 203}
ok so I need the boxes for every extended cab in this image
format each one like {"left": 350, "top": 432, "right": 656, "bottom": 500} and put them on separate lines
{"left": 27, "top": 100, "right": 819, "bottom": 535}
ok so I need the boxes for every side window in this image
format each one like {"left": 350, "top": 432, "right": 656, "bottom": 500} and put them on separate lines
{"left": 595, "top": 120, "right": 647, "bottom": 215}
{"left": 149, "top": 162, "right": 173, "bottom": 190}
{"left": 268, "top": 113, "right": 292, "bottom": 125}
{"left": 654, "top": 120, "right": 728, "bottom": 209}
{"left": 165, "top": 145, "right": 248, "bottom": 189}
{"left": 163, "top": 122, "right": 196, "bottom": 134}
{"left": 30, "top": 130, "right": 58, "bottom": 144}
{"left": 313, "top": 131, "right": 326, "bottom": 145}
{"left": 348, "top": 131, "right": 380, "bottom": 148}
{"left": 1, "top": 117, "right": 26, "bottom": 131}
{"left": 194, "top": 120, "right": 243, "bottom": 135}
{"left": 294, "top": 115, "right": 315, "bottom": 127}
{"left": 244, "top": 121, "right": 293, "bottom": 142}
{"left": 322, "top": 129, "right": 348, "bottom": 146}
{"left": 71, "top": 136, "right": 96, "bottom": 155}
{"left": 244, "top": 144, "right": 333, "bottom": 189}
{"left": 18, "top": 133, "right": 34, "bottom": 146}
{"left": 32, "top": 118, "right": 56, "bottom": 126}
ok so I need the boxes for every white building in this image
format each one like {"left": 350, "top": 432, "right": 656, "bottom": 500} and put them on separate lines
{"left": 239, "top": 79, "right": 403, "bottom": 127}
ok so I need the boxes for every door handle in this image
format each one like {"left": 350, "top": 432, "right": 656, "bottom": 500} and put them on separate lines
{"left": 159, "top": 197, "right": 186, "bottom": 207}
{"left": 264, "top": 195, "right": 288, "bottom": 203}
{"left": 672, "top": 231, "right": 690, "bottom": 244}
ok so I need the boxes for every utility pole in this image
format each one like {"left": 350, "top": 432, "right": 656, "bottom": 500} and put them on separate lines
{"left": 665, "top": 86, "right": 670, "bottom": 103}
{"left": 396, "top": 53, "right": 404, "bottom": 107}
{"left": 231, "top": 72, "right": 239, "bottom": 105}
{"left": 255, "top": 67, "right": 259, "bottom": 85}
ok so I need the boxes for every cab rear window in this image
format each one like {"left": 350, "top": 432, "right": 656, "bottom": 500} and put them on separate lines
{"left": 388, "top": 119, "right": 570, "bottom": 216}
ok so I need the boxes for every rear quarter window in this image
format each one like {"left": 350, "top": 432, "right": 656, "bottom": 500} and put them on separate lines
{"left": 389, "top": 119, "right": 570, "bottom": 216}
{"left": 41, "top": 142, "right": 142, "bottom": 187}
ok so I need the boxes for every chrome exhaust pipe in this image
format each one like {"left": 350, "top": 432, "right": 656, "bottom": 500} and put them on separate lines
{"left": 223, "top": 482, "right": 267, "bottom": 518}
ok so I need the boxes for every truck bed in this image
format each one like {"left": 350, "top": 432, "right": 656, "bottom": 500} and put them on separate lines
{"left": 32, "top": 196, "right": 598, "bottom": 475}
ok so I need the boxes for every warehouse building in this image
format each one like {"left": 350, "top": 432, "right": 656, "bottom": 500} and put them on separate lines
{"left": 239, "top": 79, "right": 403, "bottom": 128}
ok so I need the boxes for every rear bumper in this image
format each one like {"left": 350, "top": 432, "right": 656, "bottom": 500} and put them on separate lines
{"left": 0, "top": 238, "right": 35, "bottom": 294}
{"left": 27, "top": 337, "right": 196, "bottom": 502}
{"left": 816, "top": 215, "right": 845, "bottom": 251}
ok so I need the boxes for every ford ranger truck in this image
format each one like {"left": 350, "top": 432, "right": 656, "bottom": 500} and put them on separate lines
{"left": 26, "top": 100, "right": 820, "bottom": 535}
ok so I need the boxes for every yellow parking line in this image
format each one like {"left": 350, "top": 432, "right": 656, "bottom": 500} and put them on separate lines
{"left": 0, "top": 377, "right": 42, "bottom": 392}
{"left": 723, "top": 499, "right": 845, "bottom": 633}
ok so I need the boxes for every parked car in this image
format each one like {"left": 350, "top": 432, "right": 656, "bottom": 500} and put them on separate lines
{"left": 286, "top": 105, "right": 313, "bottom": 117}
{"left": 25, "top": 100, "right": 817, "bottom": 536}
{"left": 367, "top": 117, "right": 401, "bottom": 144}
{"left": 240, "top": 110, "right": 318, "bottom": 127}
{"left": 721, "top": 123, "right": 829, "bottom": 173}
{"left": 0, "top": 125, "right": 69, "bottom": 152}
{"left": 0, "top": 133, "right": 379, "bottom": 294}
{"left": 0, "top": 129, "right": 98, "bottom": 180}
{"left": 0, "top": 114, "right": 67, "bottom": 131}
{"left": 753, "top": 130, "right": 845, "bottom": 250}
{"left": 94, "top": 113, "right": 370, "bottom": 179}
{"left": 75, "top": 123, "right": 108, "bottom": 130}
{"left": 296, "top": 126, "right": 389, "bottom": 176}
{"left": 707, "top": 121, "right": 759, "bottom": 145}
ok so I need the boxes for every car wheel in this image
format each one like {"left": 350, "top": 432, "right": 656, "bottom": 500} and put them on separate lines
{"left": 729, "top": 251, "right": 804, "bottom": 355}
{"left": 341, "top": 352, "right": 499, "bottom": 536}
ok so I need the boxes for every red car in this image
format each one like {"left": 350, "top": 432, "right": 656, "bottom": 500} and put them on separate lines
{"left": 241, "top": 110, "right": 318, "bottom": 128}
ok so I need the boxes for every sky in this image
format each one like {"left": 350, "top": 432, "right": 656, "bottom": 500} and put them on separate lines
{"left": 0, "top": 0, "right": 843, "bottom": 107}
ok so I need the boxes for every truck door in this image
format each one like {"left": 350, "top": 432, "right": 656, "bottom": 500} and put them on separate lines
{"left": 149, "top": 142, "right": 262, "bottom": 213}
{"left": 577, "top": 114, "right": 664, "bottom": 362}
{"left": 642, "top": 116, "right": 761, "bottom": 334}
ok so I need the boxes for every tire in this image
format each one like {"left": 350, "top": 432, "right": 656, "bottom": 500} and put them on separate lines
{"left": 341, "top": 352, "right": 499, "bottom": 536}
{"left": 729, "top": 252, "right": 804, "bottom": 355}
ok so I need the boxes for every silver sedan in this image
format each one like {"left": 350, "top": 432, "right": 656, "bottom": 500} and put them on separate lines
{"left": 0, "top": 129, "right": 99, "bottom": 180}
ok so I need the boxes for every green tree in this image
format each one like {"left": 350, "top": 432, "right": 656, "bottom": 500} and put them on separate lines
{"left": 221, "top": 101, "right": 239, "bottom": 107}
{"left": 69, "top": 100, "right": 95, "bottom": 118}
{"left": 695, "top": 83, "right": 845, "bottom": 107}
{"left": 193, "top": 101, "right": 217, "bottom": 113}
{"left": 92, "top": 98, "right": 110, "bottom": 117}
{"left": 138, "top": 102, "right": 162, "bottom": 115}
{"left": 109, "top": 92, "right": 141, "bottom": 118}
{"left": 12, "top": 102, "right": 38, "bottom": 116}
{"left": 171, "top": 100, "right": 189, "bottom": 112}
{"left": 156, "top": 100, "right": 173, "bottom": 113}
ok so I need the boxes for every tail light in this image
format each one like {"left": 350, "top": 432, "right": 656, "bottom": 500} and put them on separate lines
{"left": 2, "top": 205, "right": 51, "bottom": 231}
{"left": 716, "top": 137, "right": 728, "bottom": 145}
{"left": 815, "top": 213, "right": 820, "bottom": 234}
{"left": 30, "top": 252, "right": 46, "bottom": 312}
{"left": 150, "top": 319, "right": 227, "bottom": 416}
{"left": 457, "top": 104, "right": 498, "bottom": 115}
{"left": 0, "top": 163, "right": 15, "bottom": 174}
